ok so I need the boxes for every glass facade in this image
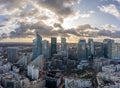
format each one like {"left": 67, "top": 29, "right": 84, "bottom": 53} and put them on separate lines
{"left": 77, "top": 39, "right": 87, "bottom": 61}
{"left": 32, "top": 33, "right": 42, "bottom": 60}
{"left": 51, "top": 37, "right": 57, "bottom": 57}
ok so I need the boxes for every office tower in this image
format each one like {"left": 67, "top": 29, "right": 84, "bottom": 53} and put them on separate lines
{"left": 42, "top": 40, "right": 50, "bottom": 59}
{"left": 88, "top": 39, "right": 94, "bottom": 60}
{"left": 68, "top": 47, "right": 77, "bottom": 60}
{"left": 94, "top": 42, "right": 104, "bottom": 57}
{"left": 111, "top": 43, "right": 120, "bottom": 59}
{"left": 32, "top": 33, "right": 42, "bottom": 60}
{"left": 7, "top": 47, "right": 18, "bottom": 63}
{"left": 61, "top": 38, "right": 67, "bottom": 55}
{"left": 103, "top": 39, "right": 114, "bottom": 58}
{"left": 117, "top": 43, "right": 120, "bottom": 59}
{"left": 77, "top": 39, "right": 87, "bottom": 61}
{"left": 51, "top": 37, "right": 57, "bottom": 56}
{"left": 111, "top": 43, "right": 118, "bottom": 59}
{"left": 61, "top": 38, "right": 67, "bottom": 51}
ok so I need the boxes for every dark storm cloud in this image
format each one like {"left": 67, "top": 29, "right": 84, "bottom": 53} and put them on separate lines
{"left": 54, "top": 23, "right": 63, "bottom": 29}
{"left": 98, "top": 30, "right": 112, "bottom": 36}
{"left": 0, "top": 0, "right": 79, "bottom": 17}
{"left": 1, "top": 21, "right": 120, "bottom": 39}
{"left": 76, "top": 24, "right": 92, "bottom": 31}
{"left": 9, "top": 21, "right": 53, "bottom": 38}
{"left": 36, "top": 0, "right": 80, "bottom": 17}
{"left": 54, "top": 24, "right": 98, "bottom": 36}
{"left": 97, "top": 30, "right": 120, "bottom": 38}
{"left": 0, "top": 25, "right": 5, "bottom": 27}
{"left": 9, "top": 22, "right": 95, "bottom": 38}
{"left": 0, "top": 33, "right": 8, "bottom": 39}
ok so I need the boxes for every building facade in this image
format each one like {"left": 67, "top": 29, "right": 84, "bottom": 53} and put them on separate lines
{"left": 77, "top": 39, "right": 87, "bottom": 61}
{"left": 32, "top": 33, "right": 42, "bottom": 60}
{"left": 7, "top": 47, "right": 18, "bottom": 63}
{"left": 51, "top": 37, "right": 57, "bottom": 57}
{"left": 42, "top": 40, "right": 50, "bottom": 59}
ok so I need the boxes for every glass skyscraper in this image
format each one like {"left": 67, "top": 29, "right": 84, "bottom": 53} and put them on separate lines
{"left": 61, "top": 38, "right": 67, "bottom": 51}
{"left": 32, "top": 33, "right": 42, "bottom": 60}
{"left": 51, "top": 37, "right": 57, "bottom": 57}
{"left": 7, "top": 47, "right": 18, "bottom": 63}
{"left": 103, "top": 39, "right": 114, "bottom": 58}
{"left": 77, "top": 39, "right": 87, "bottom": 61}
{"left": 42, "top": 40, "right": 50, "bottom": 59}
{"left": 88, "top": 39, "right": 94, "bottom": 60}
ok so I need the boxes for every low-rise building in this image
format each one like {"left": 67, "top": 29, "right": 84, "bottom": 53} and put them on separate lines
{"left": 65, "top": 78, "right": 92, "bottom": 88}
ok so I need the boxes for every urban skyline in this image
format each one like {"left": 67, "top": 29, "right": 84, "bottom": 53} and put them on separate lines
{"left": 0, "top": 33, "right": 119, "bottom": 88}
{"left": 0, "top": 0, "right": 120, "bottom": 88}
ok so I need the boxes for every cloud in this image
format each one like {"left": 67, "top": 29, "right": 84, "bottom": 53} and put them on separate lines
{"left": 98, "top": 4, "right": 120, "bottom": 18}
{"left": 101, "top": 24, "right": 117, "bottom": 31}
{"left": 9, "top": 21, "right": 54, "bottom": 38}
{"left": 5, "top": 22, "right": 98, "bottom": 38}
{"left": 98, "top": 24, "right": 120, "bottom": 38}
{"left": 97, "top": 30, "right": 120, "bottom": 38}
{"left": 78, "top": 11, "right": 95, "bottom": 18}
{"left": 116, "top": 0, "right": 120, "bottom": 3}
{"left": 36, "top": 0, "right": 80, "bottom": 17}
{"left": 0, "top": 25, "right": 5, "bottom": 27}
{"left": 0, "top": 33, "right": 8, "bottom": 39}
{"left": 1, "top": 21, "right": 120, "bottom": 39}
{"left": 54, "top": 23, "right": 63, "bottom": 29}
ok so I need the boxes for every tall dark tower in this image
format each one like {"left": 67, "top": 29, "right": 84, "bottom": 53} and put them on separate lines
{"left": 51, "top": 37, "right": 57, "bottom": 57}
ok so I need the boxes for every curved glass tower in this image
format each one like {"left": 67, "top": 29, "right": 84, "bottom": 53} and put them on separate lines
{"left": 32, "top": 33, "right": 42, "bottom": 60}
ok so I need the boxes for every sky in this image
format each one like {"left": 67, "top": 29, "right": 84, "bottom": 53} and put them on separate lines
{"left": 0, "top": 0, "right": 120, "bottom": 43}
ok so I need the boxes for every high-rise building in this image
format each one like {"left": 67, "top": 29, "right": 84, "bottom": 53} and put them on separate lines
{"left": 103, "top": 39, "right": 114, "bottom": 58}
{"left": 111, "top": 43, "right": 120, "bottom": 59}
{"left": 7, "top": 47, "right": 18, "bottom": 63}
{"left": 94, "top": 42, "right": 104, "bottom": 57}
{"left": 61, "top": 38, "right": 67, "bottom": 51}
{"left": 68, "top": 47, "right": 77, "bottom": 60}
{"left": 88, "top": 39, "right": 94, "bottom": 60}
{"left": 77, "top": 39, "right": 87, "bottom": 61}
{"left": 61, "top": 38, "right": 67, "bottom": 55}
{"left": 32, "top": 33, "right": 42, "bottom": 60}
{"left": 51, "top": 37, "right": 57, "bottom": 56}
{"left": 42, "top": 40, "right": 50, "bottom": 59}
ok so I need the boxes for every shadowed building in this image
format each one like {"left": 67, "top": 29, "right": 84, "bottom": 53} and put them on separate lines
{"left": 103, "top": 39, "right": 114, "bottom": 58}
{"left": 51, "top": 37, "right": 57, "bottom": 57}
{"left": 77, "top": 39, "right": 87, "bottom": 61}
{"left": 7, "top": 47, "right": 18, "bottom": 63}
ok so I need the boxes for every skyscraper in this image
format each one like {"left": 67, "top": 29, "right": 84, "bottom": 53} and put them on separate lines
{"left": 103, "top": 39, "right": 114, "bottom": 58}
{"left": 61, "top": 38, "right": 67, "bottom": 55}
{"left": 7, "top": 47, "right": 18, "bottom": 63}
{"left": 88, "top": 39, "right": 94, "bottom": 60}
{"left": 111, "top": 43, "right": 120, "bottom": 59}
{"left": 77, "top": 39, "right": 87, "bottom": 61}
{"left": 94, "top": 42, "right": 104, "bottom": 57}
{"left": 32, "top": 33, "right": 42, "bottom": 60}
{"left": 42, "top": 40, "right": 50, "bottom": 59}
{"left": 51, "top": 37, "right": 57, "bottom": 57}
